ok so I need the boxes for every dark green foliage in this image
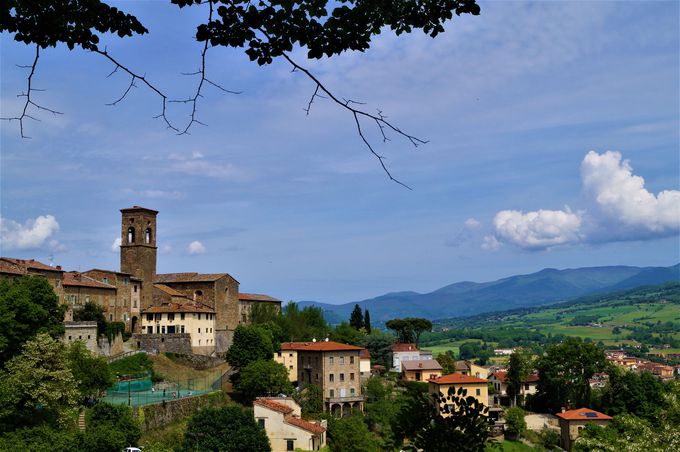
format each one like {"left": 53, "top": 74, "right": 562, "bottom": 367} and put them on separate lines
{"left": 392, "top": 381, "right": 431, "bottom": 445}
{"left": 538, "top": 427, "right": 560, "bottom": 449}
{"left": 293, "top": 383, "right": 323, "bottom": 416}
{"left": 234, "top": 360, "right": 293, "bottom": 403}
{"left": 225, "top": 325, "right": 274, "bottom": 369}
{"left": 534, "top": 338, "right": 607, "bottom": 412}
{"left": 276, "top": 302, "right": 329, "bottom": 342}
{"left": 73, "top": 301, "right": 107, "bottom": 336}
{"left": 504, "top": 407, "right": 526, "bottom": 436}
{"left": 409, "top": 386, "right": 492, "bottom": 451}
{"left": 596, "top": 366, "right": 665, "bottom": 421}
{"left": 385, "top": 317, "right": 432, "bottom": 347}
{"left": 0, "top": 425, "right": 80, "bottom": 452}
{"left": 435, "top": 352, "right": 457, "bottom": 374}
{"left": 108, "top": 352, "right": 156, "bottom": 378}
{"left": 358, "top": 331, "right": 394, "bottom": 368}
{"left": 328, "top": 415, "right": 380, "bottom": 452}
{"left": 249, "top": 303, "right": 280, "bottom": 325}
{"left": 350, "top": 304, "right": 364, "bottom": 330}
{"left": 459, "top": 341, "right": 494, "bottom": 364}
{"left": 67, "top": 341, "right": 114, "bottom": 400}
{"left": 331, "top": 321, "right": 363, "bottom": 345}
{"left": 507, "top": 349, "right": 531, "bottom": 405}
{"left": 364, "top": 309, "right": 371, "bottom": 334}
{"left": 81, "top": 424, "right": 128, "bottom": 452}
{"left": 86, "top": 402, "right": 141, "bottom": 447}
{"left": 181, "top": 405, "right": 271, "bottom": 452}
{"left": 0, "top": 276, "right": 65, "bottom": 364}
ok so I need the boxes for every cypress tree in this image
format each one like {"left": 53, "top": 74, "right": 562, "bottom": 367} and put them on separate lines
{"left": 350, "top": 304, "right": 364, "bottom": 330}
{"left": 364, "top": 309, "right": 371, "bottom": 334}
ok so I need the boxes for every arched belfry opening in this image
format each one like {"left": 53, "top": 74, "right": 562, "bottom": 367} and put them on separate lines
{"left": 145, "top": 227, "right": 152, "bottom": 244}
{"left": 127, "top": 227, "right": 135, "bottom": 244}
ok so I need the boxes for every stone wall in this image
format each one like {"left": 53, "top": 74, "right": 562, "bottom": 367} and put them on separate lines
{"left": 134, "top": 391, "right": 231, "bottom": 431}
{"left": 63, "top": 321, "right": 98, "bottom": 353}
{"left": 133, "top": 333, "right": 192, "bottom": 355}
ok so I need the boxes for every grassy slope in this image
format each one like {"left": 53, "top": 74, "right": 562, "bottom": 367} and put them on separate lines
{"left": 148, "top": 354, "right": 230, "bottom": 382}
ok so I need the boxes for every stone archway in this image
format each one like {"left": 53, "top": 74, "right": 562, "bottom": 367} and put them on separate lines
{"left": 331, "top": 403, "right": 342, "bottom": 418}
{"left": 131, "top": 316, "right": 138, "bottom": 333}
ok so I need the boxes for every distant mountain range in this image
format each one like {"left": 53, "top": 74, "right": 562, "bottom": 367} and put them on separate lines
{"left": 297, "top": 264, "right": 680, "bottom": 324}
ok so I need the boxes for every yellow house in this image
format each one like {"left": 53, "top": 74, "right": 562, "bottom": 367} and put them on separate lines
{"left": 401, "top": 359, "right": 443, "bottom": 382}
{"left": 428, "top": 373, "right": 489, "bottom": 416}
{"left": 140, "top": 301, "right": 216, "bottom": 354}
{"left": 455, "top": 360, "right": 489, "bottom": 379}
{"left": 276, "top": 343, "right": 299, "bottom": 382}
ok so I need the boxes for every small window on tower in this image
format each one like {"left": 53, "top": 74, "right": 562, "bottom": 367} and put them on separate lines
{"left": 127, "top": 227, "right": 135, "bottom": 243}
{"left": 145, "top": 228, "right": 152, "bottom": 244}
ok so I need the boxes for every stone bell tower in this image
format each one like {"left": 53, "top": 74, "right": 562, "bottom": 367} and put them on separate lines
{"left": 120, "top": 206, "right": 158, "bottom": 310}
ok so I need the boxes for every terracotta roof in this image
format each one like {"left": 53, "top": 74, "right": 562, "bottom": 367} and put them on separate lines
{"left": 429, "top": 373, "right": 488, "bottom": 384}
{"left": 280, "top": 341, "right": 364, "bottom": 352}
{"left": 154, "top": 284, "right": 188, "bottom": 297}
{"left": 284, "top": 415, "right": 326, "bottom": 434}
{"left": 0, "top": 259, "right": 25, "bottom": 275}
{"left": 491, "top": 371, "right": 508, "bottom": 382}
{"left": 155, "top": 272, "right": 231, "bottom": 283}
{"left": 63, "top": 272, "right": 116, "bottom": 289}
{"left": 455, "top": 361, "right": 470, "bottom": 371}
{"left": 142, "top": 302, "right": 214, "bottom": 314}
{"left": 85, "top": 268, "right": 133, "bottom": 276}
{"left": 392, "top": 343, "right": 418, "bottom": 352}
{"left": 525, "top": 373, "right": 540, "bottom": 383}
{"left": 254, "top": 398, "right": 294, "bottom": 414}
{"left": 360, "top": 348, "right": 371, "bottom": 359}
{"left": 557, "top": 408, "right": 612, "bottom": 421}
{"left": 402, "top": 360, "right": 443, "bottom": 371}
{"left": 238, "top": 293, "right": 281, "bottom": 303}
{"left": 1, "top": 257, "right": 63, "bottom": 272}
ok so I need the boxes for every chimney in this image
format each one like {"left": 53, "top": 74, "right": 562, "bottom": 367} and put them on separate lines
{"left": 561, "top": 407, "right": 566, "bottom": 413}
{"left": 56, "top": 265, "right": 62, "bottom": 270}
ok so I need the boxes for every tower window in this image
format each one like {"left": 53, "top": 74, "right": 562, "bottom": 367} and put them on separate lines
{"left": 127, "top": 227, "right": 135, "bottom": 243}
{"left": 194, "top": 290, "right": 203, "bottom": 301}
{"left": 145, "top": 228, "right": 152, "bottom": 244}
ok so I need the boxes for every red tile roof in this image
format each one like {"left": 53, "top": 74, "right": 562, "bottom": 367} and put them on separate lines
{"left": 0, "top": 259, "right": 26, "bottom": 275}
{"left": 280, "top": 341, "right": 364, "bottom": 352}
{"left": 491, "top": 371, "right": 508, "bottom": 382}
{"left": 557, "top": 408, "right": 612, "bottom": 421}
{"left": 284, "top": 415, "right": 326, "bottom": 434}
{"left": 143, "top": 302, "right": 214, "bottom": 314}
{"left": 63, "top": 272, "right": 116, "bottom": 289}
{"left": 155, "top": 272, "right": 231, "bottom": 283}
{"left": 402, "top": 360, "right": 443, "bottom": 371}
{"left": 429, "top": 373, "right": 488, "bottom": 384}
{"left": 1, "top": 257, "right": 63, "bottom": 272}
{"left": 254, "top": 398, "right": 294, "bottom": 414}
{"left": 360, "top": 348, "right": 371, "bottom": 359}
{"left": 154, "top": 284, "right": 189, "bottom": 297}
{"left": 392, "top": 343, "right": 418, "bottom": 352}
{"left": 238, "top": 293, "right": 281, "bottom": 303}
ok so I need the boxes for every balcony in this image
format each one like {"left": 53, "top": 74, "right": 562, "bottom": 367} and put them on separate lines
{"left": 325, "top": 395, "right": 364, "bottom": 404}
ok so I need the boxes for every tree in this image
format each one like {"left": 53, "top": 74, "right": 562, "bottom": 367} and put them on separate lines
{"left": 504, "top": 407, "right": 526, "bottom": 439}
{"left": 331, "top": 321, "right": 364, "bottom": 345}
{"left": 276, "top": 302, "right": 329, "bottom": 342}
{"left": 328, "top": 415, "right": 380, "bottom": 452}
{"left": 350, "top": 304, "right": 364, "bottom": 330}
{"left": 0, "top": 425, "right": 81, "bottom": 452}
{"left": 86, "top": 402, "right": 141, "bottom": 447}
{"left": 0, "top": 333, "right": 80, "bottom": 431}
{"left": 224, "top": 325, "right": 274, "bottom": 369}
{"left": 0, "top": 276, "right": 66, "bottom": 364}
{"left": 364, "top": 309, "right": 371, "bottom": 334}
{"left": 1, "top": 1, "right": 480, "bottom": 184}
{"left": 234, "top": 360, "right": 293, "bottom": 403}
{"left": 534, "top": 338, "right": 607, "bottom": 412}
{"left": 385, "top": 318, "right": 432, "bottom": 347}
{"left": 507, "top": 349, "right": 531, "bottom": 407}
{"left": 181, "top": 405, "right": 271, "bottom": 452}
{"left": 596, "top": 365, "right": 664, "bottom": 421}
{"left": 249, "top": 303, "right": 280, "bottom": 325}
{"left": 293, "top": 383, "right": 323, "bottom": 417}
{"left": 66, "top": 341, "right": 114, "bottom": 400}
{"left": 435, "top": 352, "right": 456, "bottom": 375}
{"left": 73, "top": 301, "right": 107, "bottom": 336}
{"left": 358, "top": 331, "right": 395, "bottom": 368}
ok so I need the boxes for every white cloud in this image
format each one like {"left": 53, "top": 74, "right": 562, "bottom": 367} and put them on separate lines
{"left": 446, "top": 217, "right": 483, "bottom": 247}
{"left": 0, "top": 215, "right": 61, "bottom": 250}
{"left": 160, "top": 244, "right": 173, "bottom": 254}
{"left": 486, "top": 151, "right": 679, "bottom": 250}
{"left": 481, "top": 235, "right": 502, "bottom": 251}
{"left": 111, "top": 237, "right": 122, "bottom": 252}
{"left": 492, "top": 208, "right": 583, "bottom": 250}
{"left": 187, "top": 241, "right": 206, "bottom": 255}
{"left": 167, "top": 152, "right": 249, "bottom": 181}
{"left": 464, "top": 218, "right": 481, "bottom": 229}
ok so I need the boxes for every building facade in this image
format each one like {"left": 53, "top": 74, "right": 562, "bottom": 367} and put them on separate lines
{"left": 254, "top": 398, "right": 326, "bottom": 452}
{"left": 556, "top": 408, "right": 612, "bottom": 451}
{"left": 428, "top": 373, "right": 489, "bottom": 416}
{"left": 401, "top": 359, "right": 443, "bottom": 382}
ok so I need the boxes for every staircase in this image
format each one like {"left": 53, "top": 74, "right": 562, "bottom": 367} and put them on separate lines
{"left": 78, "top": 410, "right": 86, "bottom": 431}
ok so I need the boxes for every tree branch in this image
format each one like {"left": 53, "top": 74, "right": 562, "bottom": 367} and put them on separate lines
{"left": 1, "top": 46, "right": 63, "bottom": 139}
{"left": 171, "top": 0, "right": 242, "bottom": 135}
{"left": 280, "top": 51, "right": 424, "bottom": 189}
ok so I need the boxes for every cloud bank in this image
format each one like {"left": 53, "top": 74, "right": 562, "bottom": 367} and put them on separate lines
{"left": 0, "top": 215, "right": 61, "bottom": 250}
{"left": 485, "top": 151, "right": 680, "bottom": 250}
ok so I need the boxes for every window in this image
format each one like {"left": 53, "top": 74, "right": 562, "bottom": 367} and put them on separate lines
{"left": 199, "top": 339, "right": 201, "bottom": 345}
{"left": 350, "top": 388, "right": 355, "bottom": 395}
{"left": 161, "top": 326, "right": 166, "bottom": 334}
{"left": 167, "top": 325, "right": 176, "bottom": 334}
{"left": 329, "top": 389, "right": 335, "bottom": 397}
{"left": 168, "top": 313, "right": 175, "bottom": 321}
{"left": 339, "top": 356, "right": 345, "bottom": 364}
{"left": 156, "top": 325, "right": 160, "bottom": 334}
{"left": 127, "top": 227, "right": 135, "bottom": 243}
{"left": 241, "top": 313, "right": 247, "bottom": 323}
{"left": 198, "top": 313, "right": 202, "bottom": 320}
{"left": 329, "top": 374, "right": 334, "bottom": 382}
{"left": 123, "top": 277, "right": 128, "bottom": 285}
{"left": 180, "top": 313, "right": 185, "bottom": 320}
{"left": 147, "top": 326, "right": 153, "bottom": 334}
{"left": 350, "top": 356, "right": 354, "bottom": 364}
{"left": 109, "top": 314, "right": 113, "bottom": 321}
{"left": 340, "top": 373, "right": 345, "bottom": 382}
{"left": 180, "top": 325, "right": 185, "bottom": 333}
{"left": 134, "top": 285, "right": 138, "bottom": 293}
{"left": 198, "top": 328, "right": 201, "bottom": 333}
{"left": 476, "top": 388, "right": 481, "bottom": 396}
{"left": 524, "top": 384, "right": 529, "bottom": 390}
{"left": 290, "top": 366, "right": 294, "bottom": 370}
{"left": 289, "top": 353, "right": 293, "bottom": 358}
{"left": 68, "top": 336, "right": 72, "bottom": 340}
{"left": 277, "top": 352, "right": 282, "bottom": 358}
{"left": 286, "top": 439, "right": 294, "bottom": 451}
{"left": 146, "top": 314, "right": 153, "bottom": 321}
{"left": 350, "top": 373, "right": 355, "bottom": 381}
{"left": 258, "top": 419, "right": 265, "bottom": 428}
{"left": 329, "top": 357, "right": 334, "bottom": 364}
{"left": 145, "top": 228, "right": 152, "bottom": 244}
{"left": 315, "top": 373, "right": 319, "bottom": 381}
{"left": 103, "top": 277, "right": 108, "bottom": 284}
{"left": 155, "top": 313, "right": 161, "bottom": 321}
{"left": 88, "top": 335, "right": 91, "bottom": 339}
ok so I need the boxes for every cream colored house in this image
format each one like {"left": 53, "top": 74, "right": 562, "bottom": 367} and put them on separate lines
{"left": 254, "top": 397, "right": 326, "bottom": 452}
{"left": 140, "top": 301, "right": 216, "bottom": 354}
{"left": 359, "top": 348, "right": 371, "bottom": 381}
{"left": 277, "top": 343, "right": 299, "bottom": 382}
{"left": 392, "top": 343, "right": 420, "bottom": 372}
{"left": 401, "top": 359, "right": 443, "bottom": 382}
{"left": 557, "top": 408, "right": 611, "bottom": 451}
{"left": 428, "top": 373, "right": 489, "bottom": 416}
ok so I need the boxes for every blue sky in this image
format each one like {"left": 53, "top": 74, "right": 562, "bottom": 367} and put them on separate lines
{"left": 1, "top": 1, "right": 678, "bottom": 304}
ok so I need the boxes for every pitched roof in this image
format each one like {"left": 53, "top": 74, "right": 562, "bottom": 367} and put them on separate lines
{"left": 155, "top": 272, "right": 231, "bottom": 283}
{"left": 557, "top": 408, "right": 612, "bottom": 421}
{"left": 402, "top": 360, "right": 443, "bottom": 371}
{"left": 142, "top": 302, "right": 214, "bottom": 314}
{"left": 85, "top": 268, "right": 133, "bottom": 276}
{"left": 238, "top": 293, "right": 281, "bottom": 303}
{"left": 392, "top": 343, "right": 418, "bottom": 352}
{"left": 254, "top": 398, "right": 294, "bottom": 414}
{"left": 360, "top": 348, "right": 371, "bottom": 359}
{"left": 280, "top": 341, "right": 364, "bottom": 352}
{"left": 429, "top": 373, "right": 488, "bottom": 384}
{"left": 491, "top": 371, "right": 508, "bottom": 382}
{"left": 63, "top": 272, "right": 116, "bottom": 289}
{"left": 154, "top": 284, "right": 188, "bottom": 297}
{"left": 284, "top": 415, "right": 326, "bottom": 434}
{"left": 120, "top": 205, "right": 158, "bottom": 214}
{"left": 1, "top": 257, "right": 63, "bottom": 272}
{"left": 0, "top": 259, "right": 25, "bottom": 275}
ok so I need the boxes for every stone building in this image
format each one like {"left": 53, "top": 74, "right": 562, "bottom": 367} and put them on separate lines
{"left": 556, "top": 408, "right": 612, "bottom": 451}
{"left": 63, "top": 321, "right": 98, "bottom": 353}
{"left": 0, "top": 257, "right": 65, "bottom": 301}
{"left": 238, "top": 293, "right": 282, "bottom": 324}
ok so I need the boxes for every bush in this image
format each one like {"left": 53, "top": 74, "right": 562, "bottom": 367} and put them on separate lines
{"left": 538, "top": 427, "right": 560, "bottom": 449}
{"left": 504, "top": 407, "right": 527, "bottom": 436}
{"left": 180, "top": 405, "right": 271, "bottom": 451}
{"left": 86, "top": 402, "right": 141, "bottom": 447}
{"left": 235, "top": 360, "right": 293, "bottom": 402}
{"left": 109, "top": 353, "right": 157, "bottom": 380}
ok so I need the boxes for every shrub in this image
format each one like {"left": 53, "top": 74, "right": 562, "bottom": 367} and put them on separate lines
{"left": 505, "top": 407, "right": 527, "bottom": 436}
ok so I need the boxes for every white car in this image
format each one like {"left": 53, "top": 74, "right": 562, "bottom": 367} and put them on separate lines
{"left": 123, "top": 448, "right": 142, "bottom": 452}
